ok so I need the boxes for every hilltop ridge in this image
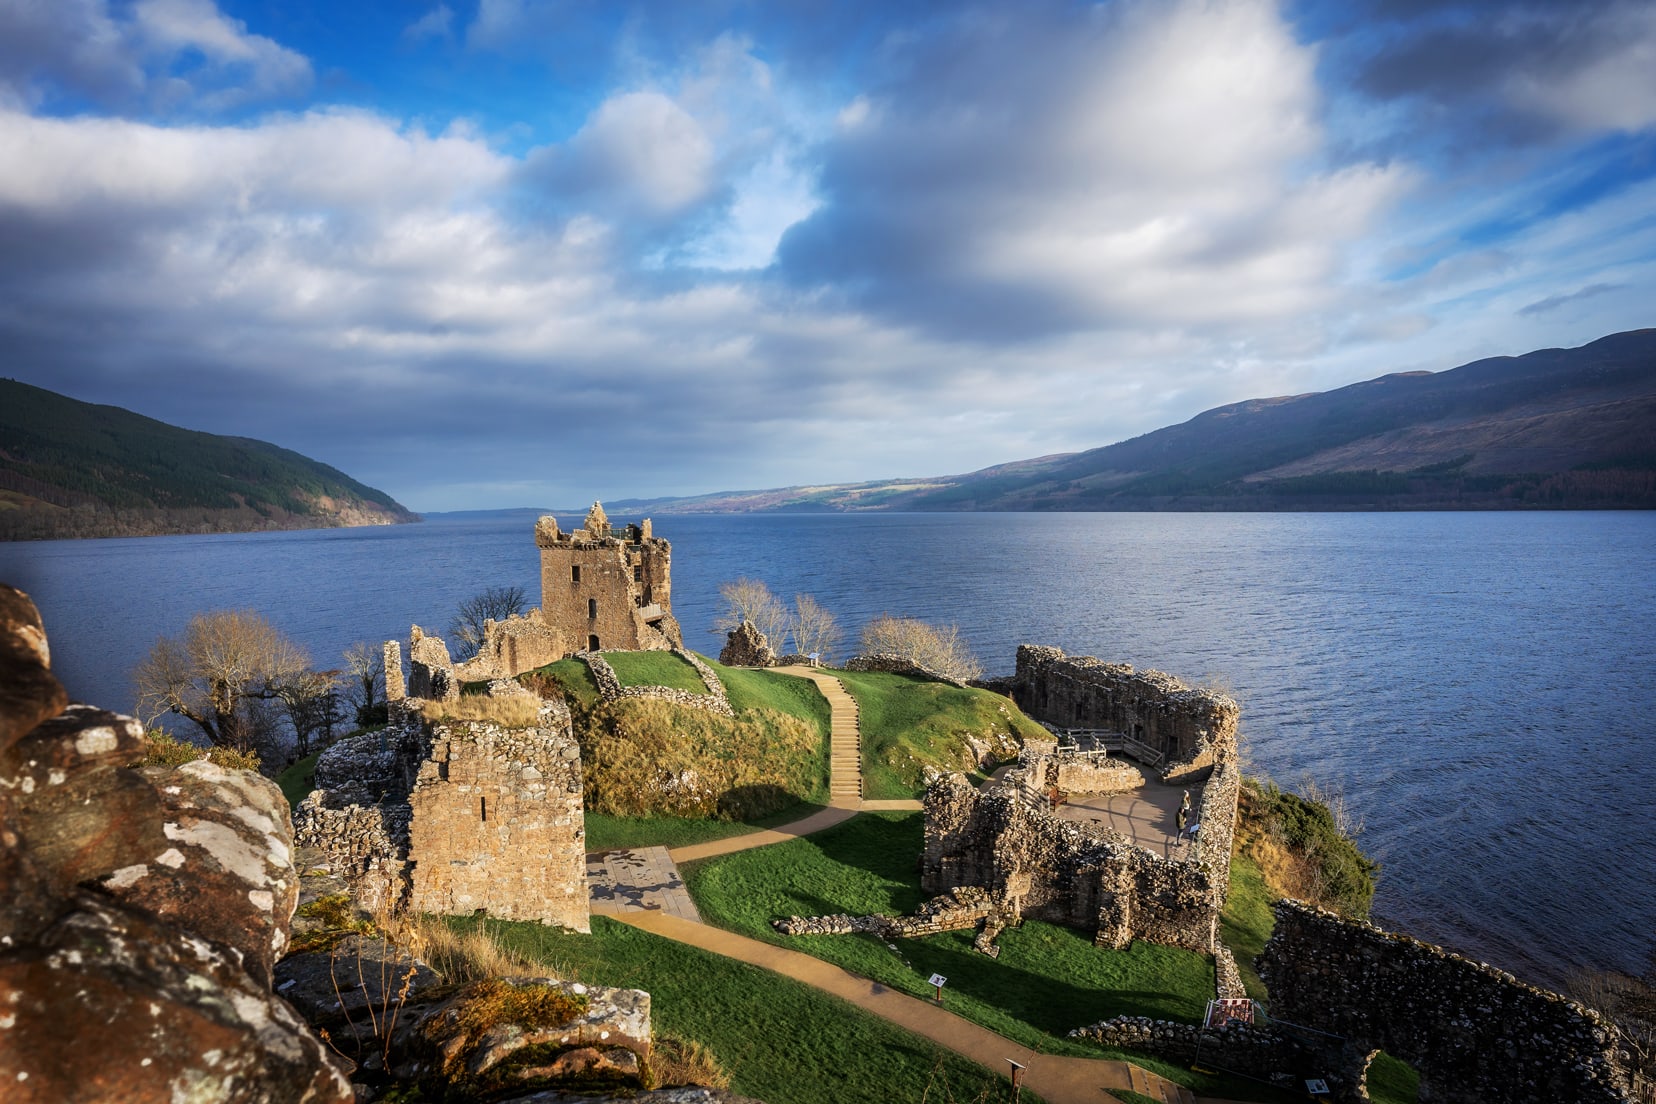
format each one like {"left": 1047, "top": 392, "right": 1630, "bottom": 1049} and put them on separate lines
{"left": 0, "top": 379, "right": 419, "bottom": 540}
{"left": 613, "top": 328, "right": 1656, "bottom": 512}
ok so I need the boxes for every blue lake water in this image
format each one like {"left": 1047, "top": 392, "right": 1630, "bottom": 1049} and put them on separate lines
{"left": 2, "top": 509, "right": 1652, "bottom": 991}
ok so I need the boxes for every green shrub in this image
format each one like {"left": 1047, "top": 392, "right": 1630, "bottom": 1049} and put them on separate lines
{"left": 1236, "top": 778, "right": 1378, "bottom": 918}
{"left": 139, "top": 728, "right": 261, "bottom": 773}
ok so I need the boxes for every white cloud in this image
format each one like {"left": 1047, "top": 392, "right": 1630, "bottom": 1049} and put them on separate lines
{"left": 0, "top": 0, "right": 309, "bottom": 113}
{"left": 404, "top": 4, "right": 455, "bottom": 42}
{"left": 1505, "top": 3, "right": 1656, "bottom": 133}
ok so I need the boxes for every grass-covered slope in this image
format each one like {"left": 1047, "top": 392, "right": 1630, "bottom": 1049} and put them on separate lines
{"left": 0, "top": 378, "right": 419, "bottom": 540}
{"left": 831, "top": 669, "right": 1047, "bottom": 798}
{"left": 525, "top": 653, "right": 833, "bottom": 828}
{"left": 454, "top": 915, "right": 1015, "bottom": 1104}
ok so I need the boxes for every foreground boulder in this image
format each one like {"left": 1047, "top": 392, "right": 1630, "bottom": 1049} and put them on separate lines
{"left": 0, "top": 583, "right": 352, "bottom": 1103}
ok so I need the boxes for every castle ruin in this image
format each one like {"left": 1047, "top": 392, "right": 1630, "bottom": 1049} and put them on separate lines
{"left": 922, "top": 645, "right": 1242, "bottom": 954}
{"left": 535, "top": 502, "right": 680, "bottom": 656}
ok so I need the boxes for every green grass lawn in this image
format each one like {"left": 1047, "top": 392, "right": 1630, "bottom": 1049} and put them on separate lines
{"left": 449, "top": 914, "right": 1019, "bottom": 1104}
{"left": 277, "top": 749, "right": 321, "bottom": 808}
{"left": 585, "top": 802, "right": 831, "bottom": 851}
{"left": 525, "top": 657, "right": 601, "bottom": 709}
{"left": 829, "top": 670, "right": 1046, "bottom": 798}
{"left": 682, "top": 811, "right": 1278, "bottom": 1098}
{"left": 603, "top": 650, "right": 711, "bottom": 694}
{"left": 1219, "top": 853, "right": 1274, "bottom": 1002}
{"left": 1366, "top": 1053, "right": 1421, "bottom": 1104}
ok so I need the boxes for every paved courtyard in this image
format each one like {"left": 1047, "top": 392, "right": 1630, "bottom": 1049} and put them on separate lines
{"left": 1051, "top": 773, "right": 1203, "bottom": 859}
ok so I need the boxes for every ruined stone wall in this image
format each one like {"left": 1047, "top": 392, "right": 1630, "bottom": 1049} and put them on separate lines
{"left": 581, "top": 651, "right": 735, "bottom": 717}
{"left": 1007, "top": 645, "right": 1238, "bottom": 784}
{"left": 845, "top": 652, "right": 969, "bottom": 687}
{"left": 451, "top": 609, "right": 566, "bottom": 683}
{"left": 406, "top": 701, "right": 588, "bottom": 931}
{"left": 922, "top": 774, "right": 1228, "bottom": 952}
{"left": 1016, "top": 750, "right": 1146, "bottom": 799}
{"left": 1070, "top": 1017, "right": 1291, "bottom": 1080}
{"left": 406, "top": 626, "right": 459, "bottom": 702}
{"left": 536, "top": 507, "right": 681, "bottom": 655}
{"left": 1260, "top": 900, "right": 1637, "bottom": 1104}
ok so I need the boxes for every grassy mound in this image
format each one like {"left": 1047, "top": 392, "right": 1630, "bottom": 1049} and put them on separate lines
{"left": 519, "top": 655, "right": 833, "bottom": 826}
{"left": 581, "top": 697, "right": 826, "bottom": 819}
{"left": 603, "top": 651, "right": 711, "bottom": 694}
{"left": 830, "top": 669, "right": 1047, "bottom": 798}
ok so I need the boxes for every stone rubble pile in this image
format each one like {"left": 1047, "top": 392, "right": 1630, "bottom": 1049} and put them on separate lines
{"left": 718, "top": 621, "right": 775, "bottom": 667}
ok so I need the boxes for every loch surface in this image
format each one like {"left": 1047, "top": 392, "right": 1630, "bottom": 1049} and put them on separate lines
{"left": 3, "top": 509, "right": 1652, "bottom": 989}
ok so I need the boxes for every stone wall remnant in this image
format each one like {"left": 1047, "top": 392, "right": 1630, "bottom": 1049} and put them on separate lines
{"left": 921, "top": 764, "right": 1237, "bottom": 952}
{"left": 407, "top": 624, "right": 459, "bottom": 703}
{"left": 1002, "top": 645, "right": 1238, "bottom": 784}
{"left": 407, "top": 707, "right": 590, "bottom": 931}
{"left": 719, "top": 621, "right": 775, "bottom": 667}
{"left": 295, "top": 700, "right": 589, "bottom": 930}
{"left": 1259, "top": 900, "right": 1638, "bottom": 1104}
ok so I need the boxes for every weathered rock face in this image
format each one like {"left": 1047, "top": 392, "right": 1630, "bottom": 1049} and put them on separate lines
{"left": 1260, "top": 900, "right": 1638, "bottom": 1104}
{"left": 0, "top": 894, "right": 351, "bottom": 1104}
{"left": 0, "top": 586, "right": 66, "bottom": 753}
{"left": 0, "top": 583, "right": 353, "bottom": 1104}
{"left": 718, "top": 621, "right": 775, "bottom": 668}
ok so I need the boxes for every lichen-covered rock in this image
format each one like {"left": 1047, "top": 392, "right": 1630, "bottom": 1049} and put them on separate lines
{"left": 276, "top": 932, "right": 441, "bottom": 1027}
{"left": 9, "top": 735, "right": 300, "bottom": 988}
{"left": 0, "top": 585, "right": 67, "bottom": 754}
{"left": 388, "top": 978, "right": 651, "bottom": 1098}
{"left": 718, "top": 622, "right": 775, "bottom": 668}
{"left": 0, "top": 587, "right": 353, "bottom": 1104}
{"left": 0, "top": 893, "right": 352, "bottom": 1104}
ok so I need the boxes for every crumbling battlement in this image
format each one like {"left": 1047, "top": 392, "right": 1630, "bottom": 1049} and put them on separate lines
{"left": 537, "top": 502, "right": 682, "bottom": 655}
{"left": 1005, "top": 645, "right": 1238, "bottom": 784}
{"left": 1259, "top": 900, "right": 1638, "bottom": 1104}
{"left": 921, "top": 763, "right": 1237, "bottom": 953}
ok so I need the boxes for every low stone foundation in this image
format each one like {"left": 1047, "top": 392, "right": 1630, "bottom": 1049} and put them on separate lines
{"left": 581, "top": 650, "right": 735, "bottom": 717}
{"left": 773, "top": 886, "right": 1017, "bottom": 955}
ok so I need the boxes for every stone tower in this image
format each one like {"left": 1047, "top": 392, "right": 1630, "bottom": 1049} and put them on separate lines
{"left": 535, "top": 503, "right": 681, "bottom": 653}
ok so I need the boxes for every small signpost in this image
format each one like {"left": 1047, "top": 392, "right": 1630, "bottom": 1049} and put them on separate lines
{"left": 929, "top": 973, "right": 947, "bottom": 1004}
{"left": 1007, "top": 1059, "right": 1027, "bottom": 1103}
{"left": 1305, "top": 1078, "right": 1331, "bottom": 1097}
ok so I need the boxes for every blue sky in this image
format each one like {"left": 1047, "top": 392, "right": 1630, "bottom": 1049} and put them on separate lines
{"left": 1, "top": 0, "right": 1653, "bottom": 511}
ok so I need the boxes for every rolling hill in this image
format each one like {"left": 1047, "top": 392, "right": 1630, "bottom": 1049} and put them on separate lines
{"left": 0, "top": 380, "right": 420, "bottom": 540}
{"left": 615, "top": 328, "right": 1656, "bottom": 513}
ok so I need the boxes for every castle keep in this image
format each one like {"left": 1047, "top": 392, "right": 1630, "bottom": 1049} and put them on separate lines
{"left": 535, "top": 502, "right": 680, "bottom": 656}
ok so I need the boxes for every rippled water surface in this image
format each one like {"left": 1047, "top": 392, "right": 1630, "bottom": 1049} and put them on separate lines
{"left": 3, "top": 509, "right": 1651, "bottom": 989}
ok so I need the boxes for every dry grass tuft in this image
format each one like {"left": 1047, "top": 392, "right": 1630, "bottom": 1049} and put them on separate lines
{"left": 139, "top": 728, "right": 262, "bottom": 772}
{"left": 418, "top": 694, "right": 542, "bottom": 730}
{"left": 650, "top": 1035, "right": 731, "bottom": 1089}
{"left": 415, "top": 916, "right": 548, "bottom": 983}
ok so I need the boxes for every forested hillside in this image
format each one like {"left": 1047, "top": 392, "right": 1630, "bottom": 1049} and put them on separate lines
{"left": 0, "top": 380, "right": 419, "bottom": 540}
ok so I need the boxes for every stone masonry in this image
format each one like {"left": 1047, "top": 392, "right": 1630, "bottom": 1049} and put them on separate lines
{"left": 1259, "top": 900, "right": 1638, "bottom": 1104}
{"left": 407, "top": 712, "right": 589, "bottom": 931}
{"left": 295, "top": 698, "right": 589, "bottom": 930}
{"left": 922, "top": 760, "right": 1239, "bottom": 952}
{"left": 537, "top": 502, "right": 681, "bottom": 656}
{"left": 1002, "top": 645, "right": 1238, "bottom": 784}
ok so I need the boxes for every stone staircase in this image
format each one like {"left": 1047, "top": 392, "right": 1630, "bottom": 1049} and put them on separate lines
{"left": 774, "top": 665, "right": 864, "bottom": 808}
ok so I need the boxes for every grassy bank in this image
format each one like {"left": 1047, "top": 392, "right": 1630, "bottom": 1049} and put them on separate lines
{"left": 447, "top": 914, "right": 1018, "bottom": 1104}
{"left": 682, "top": 811, "right": 1270, "bottom": 1096}
{"left": 829, "top": 669, "right": 1044, "bottom": 798}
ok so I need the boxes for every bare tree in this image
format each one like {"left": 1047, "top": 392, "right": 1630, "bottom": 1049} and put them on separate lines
{"left": 134, "top": 610, "right": 310, "bottom": 752}
{"left": 859, "top": 614, "right": 983, "bottom": 682}
{"left": 449, "top": 584, "right": 528, "bottom": 660}
{"left": 788, "top": 594, "right": 842, "bottom": 660}
{"left": 713, "top": 577, "right": 789, "bottom": 647}
{"left": 342, "top": 640, "right": 385, "bottom": 725}
{"left": 277, "top": 668, "right": 341, "bottom": 760}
